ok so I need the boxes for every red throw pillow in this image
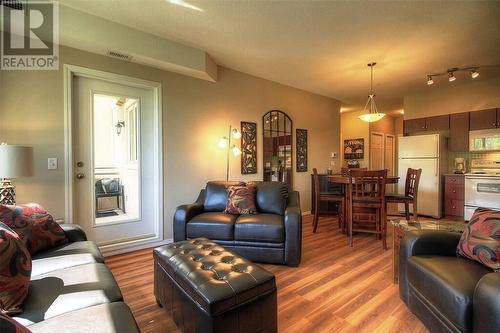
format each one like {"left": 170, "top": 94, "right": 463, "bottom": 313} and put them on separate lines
{"left": 224, "top": 185, "right": 257, "bottom": 215}
{"left": 0, "top": 311, "right": 31, "bottom": 333}
{"left": 457, "top": 208, "right": 500, "bottom": 271}
{"left": 0, "top": 204, "right": 68, "bottom": 255}
{"left": 0, "top": 223, "right": 32, "bottom": 315}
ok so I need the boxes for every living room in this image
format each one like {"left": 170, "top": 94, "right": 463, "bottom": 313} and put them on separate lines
{"left": 0, "top": 1, "right": 499, "bottom": 333}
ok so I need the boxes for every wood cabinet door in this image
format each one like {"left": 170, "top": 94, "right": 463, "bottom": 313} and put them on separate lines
{"left": 449, "top": 112, "right": 469, "bottom": 151}
{"left": 470, "top": 109, "right": 497, "bottom": 130}
{"left": 425, "top": 115, "right": 450, "bottom": 131}
{"left": 403, "top": 118, "right": 426, "bottom": 134}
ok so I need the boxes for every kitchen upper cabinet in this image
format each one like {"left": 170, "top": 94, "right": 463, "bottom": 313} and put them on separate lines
{"left": 404, "top": 115, "right": 449, "bottom": 134}
{"left": 449, "top": 112, "right": 469, "bottom": 152}
{"left": 425, "top": 115, "right": 450, "bottom": 131}
{"left": 469, "top": 109, "right": 498, "bottom": 130}
{"left": 404, "top": 118, "right": 426, "bottom": 134}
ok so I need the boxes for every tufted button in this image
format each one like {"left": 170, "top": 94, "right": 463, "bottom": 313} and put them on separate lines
{"left": 181, "top": 250, "right": 189, "bottom": 255}
{"left": 191, "top": 254, "right": 204, "bottom": 262}
{"left": 221, "top": 256, "right": 235, "bottom": 264}
{"left": 232, "top": 264, "right": 247, "bottom": 273}
{"left": 201, "top": 263, "right": 213, "bottom": 270}
{"left": 201, "top": 245, "right": 212, "bottom": 250}
{"left": 210, "top": 250, "right": 222, "bottom": 256}
{"left": 192, "top": 239, "right": 202, "bottom": 245}
{"left": 213, "top": 271, "right": 227, "bottom": 281}
{"left": 171, "top": 245, "right": 178, "bottom": 249}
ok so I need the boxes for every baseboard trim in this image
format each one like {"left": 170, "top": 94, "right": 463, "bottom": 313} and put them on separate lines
{"left": 101, "top": 238, "right": 173, "bottom": 257}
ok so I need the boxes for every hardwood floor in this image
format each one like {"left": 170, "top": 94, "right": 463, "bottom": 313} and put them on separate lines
{"left": 107, "top": 215, "right": 429, "bottom": 333}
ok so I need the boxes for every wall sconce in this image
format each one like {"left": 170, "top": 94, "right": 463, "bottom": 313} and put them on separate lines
{"left": 116, "top": 121, "right": 125, "bottom": 136}
{"left": 218, "top": 125, "right": 242, "bottom": 180}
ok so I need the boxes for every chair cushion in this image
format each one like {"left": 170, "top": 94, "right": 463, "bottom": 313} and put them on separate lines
{"left": 0, "top": 312, "right": 31, "bottom": 333}
{"left": 385, "top": 194, "right": 412, "bottom": 202}
{"left": 457, "top": 207, "right": 500, "bottom": 271}
{"left": 0, "top": 223, "right": 31, "bottom": 315}
{"left": 187, "top": 212, "right": 237, "bottom": 241}
{"left": 407, "top": 256, "right": 490, "bottom": 331}
{"left": 27, "top": 302, "right": 139, "bottom": 333}
{"left": 204, "top": 181, "right": 244, "bottom": 212}
{"left": 250, "top": 181, "right": 288, "bottom": 215}
{"left": 224, "top": 184, "right": 257, "bottom": 215}
{"left": 0, "top": 204, "right": 68, "bottom": 255}
{"left": 13, "top": 263, "right": 123, "bottom": 326}
{"left": 235, "top": 214, "right": 284, "bottom": 243}
{"left": 31, "top": 241, "right": 104, "bottom": 277}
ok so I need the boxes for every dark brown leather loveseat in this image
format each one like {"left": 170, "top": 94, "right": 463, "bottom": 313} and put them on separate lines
{"left": 173, "top": 181, "right": 302, "bottom": 266}
{"left": 11, "top": 224, "right": 139, "bottom": 333}
{"left": 399, "top": 230, "right": 500, "bottom": 333}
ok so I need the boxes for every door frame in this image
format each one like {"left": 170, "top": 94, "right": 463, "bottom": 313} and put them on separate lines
{"left": 63, "top": 64, "right": 164, "bottom": 253}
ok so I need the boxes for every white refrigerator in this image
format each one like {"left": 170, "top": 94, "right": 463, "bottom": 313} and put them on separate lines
{"left": 398, "top": 134, "right": 447, "bottom": 218}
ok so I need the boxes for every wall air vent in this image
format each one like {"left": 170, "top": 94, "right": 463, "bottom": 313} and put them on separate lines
{"left": 107, "top": 50, "right": 133, "bottom": 62}
{"left": 1, "top": 0, "right": 24, "bottom": 10}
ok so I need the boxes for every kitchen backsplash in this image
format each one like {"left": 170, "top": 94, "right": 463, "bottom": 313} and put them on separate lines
{"left": 448, "top": 151, "right": 500, "bottom": 173}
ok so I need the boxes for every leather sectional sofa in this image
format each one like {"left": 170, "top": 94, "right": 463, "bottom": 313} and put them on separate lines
{"left": 174, "top": 181, "right": 302, "bottom": 266}
{"left": 13, "top": 224, "right": 139, "bottom": 333}
{"left": 399, "top": 230, "right": 500, "bottom": 333}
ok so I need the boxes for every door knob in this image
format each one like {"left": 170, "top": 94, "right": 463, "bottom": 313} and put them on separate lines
{"left": 76, "top": 161, "right": 84, "bottom": 167}
{"left": 76, "top": 173, "right": 85, "bottom": 179}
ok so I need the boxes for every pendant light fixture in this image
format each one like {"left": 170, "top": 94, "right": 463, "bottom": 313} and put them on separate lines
{"left": 358, "top": 62, "right": 385, "bottom": 123}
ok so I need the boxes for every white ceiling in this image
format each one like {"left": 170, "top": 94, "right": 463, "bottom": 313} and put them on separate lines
{"left": 62, "top": 0, "right": 500, "bottom": 114}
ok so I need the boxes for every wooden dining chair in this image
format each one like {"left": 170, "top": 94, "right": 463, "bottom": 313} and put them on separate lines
{"left": 385, "top": 168, "right": 422, "bottom": 221}
{"left": 347, "top": 169, "right": 388, "bottom": 249}
{"left": 312, "top": 168, "right": 345, "bottom": 233}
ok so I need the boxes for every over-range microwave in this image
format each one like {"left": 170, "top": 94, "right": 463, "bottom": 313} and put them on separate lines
{"left": 469, "top": 129, "right": 500, "bottom": 152}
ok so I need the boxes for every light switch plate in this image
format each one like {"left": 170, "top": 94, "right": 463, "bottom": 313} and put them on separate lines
{"left": 331, "top": 152, "right": 337, "bottom": 158}
{"left": 48, "top": 158, "right": 58, "bottom": 170}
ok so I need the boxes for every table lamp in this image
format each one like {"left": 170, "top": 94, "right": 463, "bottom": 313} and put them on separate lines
{"left": 0, "top": 144, "right": 34, "bottom": 205}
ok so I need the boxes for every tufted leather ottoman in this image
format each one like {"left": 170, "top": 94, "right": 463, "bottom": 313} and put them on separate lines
{"left": 154, "top": 238, "right": 277, "bottom": 333}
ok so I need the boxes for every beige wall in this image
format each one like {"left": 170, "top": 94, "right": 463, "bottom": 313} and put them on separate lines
{"left": 0, "top": 46, "right": 341, "bottom": 239}
{"left": 369, "top": 114, "right": 396, "bottom": 135}
{"left": 340, "top": 110, "right": 370, "bottom": 168}
{"left": 404, "top": 75, "right": 500, "bottom": 119}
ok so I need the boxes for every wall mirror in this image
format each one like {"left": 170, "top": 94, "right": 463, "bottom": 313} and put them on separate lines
{"left": 263, "top": 110, "right": 293, "bottom": 187}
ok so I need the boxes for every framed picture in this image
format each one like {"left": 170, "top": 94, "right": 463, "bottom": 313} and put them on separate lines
{"left": 344, "top": 138, "right": 364, "bottom": 160}
{"left": 241, "top": 121, "right": 257, "bottom": 174}
{"left": 296, "top": 129, "right": 307, "bottom": 172}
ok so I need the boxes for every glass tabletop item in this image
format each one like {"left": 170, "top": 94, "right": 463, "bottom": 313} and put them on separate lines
{"left": 390, "top": 219, "right": 465, "bottom": 233}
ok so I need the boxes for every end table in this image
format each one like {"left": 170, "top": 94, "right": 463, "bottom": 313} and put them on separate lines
{"left": 391, "top": 219, "right": 465, "bottom": 284}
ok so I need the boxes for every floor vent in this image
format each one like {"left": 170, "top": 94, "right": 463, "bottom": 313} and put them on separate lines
{"left": 107, "top": 50, "right": 133, "bottom": 62}
{"left": 1, "top": 0, "right": 24, "bottom": 10}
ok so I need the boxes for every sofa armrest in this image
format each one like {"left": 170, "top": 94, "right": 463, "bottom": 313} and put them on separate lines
{"left": 60, "top": 223, "right": 87, "bottom": 242}
{"left": 173, "top": 190, "right": 205, "bottom": 242}
{"left": 284, "top": 191, "right": 302, "bottom": 267}
{"left": 474, "top": 272, "right": 500, "bottom": 333}
{"left": 399, "top": 230, "right": 461, "bottom": 304}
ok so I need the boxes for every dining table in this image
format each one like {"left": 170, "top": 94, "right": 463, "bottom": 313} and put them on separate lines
{"left": 327, "top": 174, "right": 400, "bottom": 234}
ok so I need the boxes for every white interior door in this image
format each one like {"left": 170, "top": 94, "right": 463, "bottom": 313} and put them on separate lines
{"left": 72, "top": 74, "right": 162, "bottom": 252}
{"left": 370, "top": 132, "right": 384, "bottom": 170}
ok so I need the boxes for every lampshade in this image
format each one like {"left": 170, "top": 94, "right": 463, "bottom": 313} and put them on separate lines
{"left": 0, "top": 145, "right": 34, "bottom": 178}
{"left": 358, "top": 113, "right": 386, "bottom": 123}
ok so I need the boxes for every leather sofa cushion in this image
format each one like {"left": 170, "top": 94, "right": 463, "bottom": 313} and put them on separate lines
{"left": 154, "top": 238, "right": 276, "bottom": 315}
{"left": 186, "top": 212, "right": 237, "bottom": 241}
{"left": 407, "top": 256, "right": 490, "bottom": 331}
{"left": 27, "top": 302, "right": 139, "bottom": 333}
{"left": 204, "top": 181, "right": 244, "bottom": 212}
{"left": 14, "top": 263, "right": 123, "bottom": 326}
{"left": 31, "top": 241, "right": 105, "bottom": 277}
{"left": 235, "top": 214, "right": 284, "bottom": 243}
{"left": 251, "top": 181, "right": 288, "bottom": 215}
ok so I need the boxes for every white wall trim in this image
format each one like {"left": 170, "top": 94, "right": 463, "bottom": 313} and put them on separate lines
{"left": 102, "top": 238, "right": 173, "bottom": 257}
{"left": 63, "top": 64, "right": 163, "bottom": 252}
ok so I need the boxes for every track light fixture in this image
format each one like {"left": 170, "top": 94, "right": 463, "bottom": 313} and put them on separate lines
{"left": 426, "top": 66, "right": 480, "bottom": 85}
{"left": 448, "top": 72, "right": 456, "bottom": 82}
